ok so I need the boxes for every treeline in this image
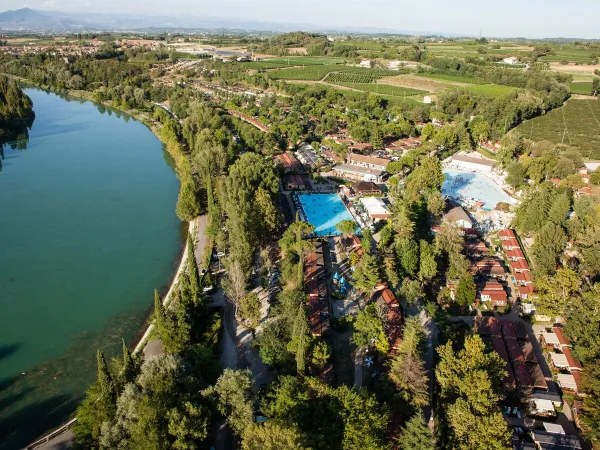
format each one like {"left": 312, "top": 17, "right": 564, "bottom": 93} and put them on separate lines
{"left": 0, "top": 75, "right": 34, "bottom": 149}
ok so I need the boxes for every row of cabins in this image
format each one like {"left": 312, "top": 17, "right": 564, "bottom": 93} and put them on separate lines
{"left": 477, "top": 317, "right": 548, "bottom": 393}
{"left": 333, "top": 153, "right": 390, "bottom": 183}
{"left": 540, "top": 327, "right": 582, "bottom": 394}
{"left": 499, "top": 228, "right": 535, "bottom": 300}
{"left": 284, "top": 174, "right": 307, "bottom": 191}
{"left": 304, "top": 242, "right": 329, "bottom": 336}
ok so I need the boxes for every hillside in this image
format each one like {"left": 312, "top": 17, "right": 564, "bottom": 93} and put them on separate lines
{"left": 0, "top": 8, "right": 91, "bottom": 31}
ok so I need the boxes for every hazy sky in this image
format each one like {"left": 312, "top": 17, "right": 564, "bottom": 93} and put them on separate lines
{"left": 6, "top": 0, "right": 600, "bottom": 38}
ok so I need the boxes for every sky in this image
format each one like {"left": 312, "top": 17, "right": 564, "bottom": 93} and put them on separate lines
{"left": 5, "top": 0, "right": 600, "bottom": 39}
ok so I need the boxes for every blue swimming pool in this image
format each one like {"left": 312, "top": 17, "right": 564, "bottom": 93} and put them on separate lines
{"left": 297, "top": 194, "right": 354, "bottom": 236}
{"left": 442, "top": 169, "right": 516, "bottom": 211}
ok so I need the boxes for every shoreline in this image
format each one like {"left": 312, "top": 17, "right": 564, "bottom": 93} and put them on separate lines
{"left": 16, "top": 84, "right": 194, "bottom": 449}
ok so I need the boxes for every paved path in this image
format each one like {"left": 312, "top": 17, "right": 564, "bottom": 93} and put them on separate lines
{"left": 353, "top": 348, "right": 364, "bottom": 387}
{"left": 35, "top": 430, "right": 73, "bottom": 450}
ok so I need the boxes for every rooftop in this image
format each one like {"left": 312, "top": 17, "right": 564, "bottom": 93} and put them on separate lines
{"left": 452, "top": 154, "right": 496, "bottom": 168}
{"left": 334, "top": 163, "right": 383, "bottom": 176}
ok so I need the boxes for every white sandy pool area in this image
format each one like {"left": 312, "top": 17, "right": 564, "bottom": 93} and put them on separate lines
{"left": 442, "top": 169, "right": 516, "bottom": 210}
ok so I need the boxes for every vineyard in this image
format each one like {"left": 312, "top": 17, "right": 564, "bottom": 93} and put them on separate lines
{"left": 461, "top": 84, "right": 517, "bottom": 98}
{"left": 327, "top": 81, "right": 425, "bottom": 97}
{"left": 513, "top": 99, "right": 600, "bottom": 159}
{"left": 264, "top": 56, "right": 347, "bottom": 65}
{"left": 268, "top": 65, "right": 396, "bottom": 81}
{"left": 324, "top": 69, "right": 397, "bottom": 83}
{"left": 416, "top": 73, "right": 489, "bottom": 84}
{"left": 240, "top": 61, "right": 298, "bottom": 70}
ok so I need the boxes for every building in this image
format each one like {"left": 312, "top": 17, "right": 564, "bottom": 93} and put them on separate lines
{"left": 275, "top": 152, "right": 303, "bottom": 173}
{"left": 443, "top": 205, "right": 473, "bottom": 229}
{"left": 284, "top": 175, "right": 306, "bottom": 191}
{"left": 348, "top": 153, "right": 390, "bottom": 171}
{"left": 350, "top": 181, "right": 382, "bottom": 196}
{"left": 333, "top": 164, "right": 385, "bottom": 182}
{"left": 423, "top": 95, "right": 433, "bottom": 104}
{"left": 296, "top": 146, "right": 318, "bottom": 169}
{"left": 531, "top": 431, "right": 582, "bottom": 450}
{"left": 503, "top": 56, "right": 520, "bottom": 65}
{"left": 449, "top": 154, "right": 496, "bottom": 174}
{"left": 360, "top": 197, "right": 392, "bottom": 221}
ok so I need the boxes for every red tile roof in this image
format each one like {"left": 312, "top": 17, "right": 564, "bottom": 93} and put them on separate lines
{"left": 552, "top": 327, "right": 570, "bottom": 347}
{"left": 562, "top": 347, "right": 582, "bottom": 371}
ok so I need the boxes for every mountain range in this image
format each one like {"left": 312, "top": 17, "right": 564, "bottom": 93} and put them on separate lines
{"left": 0, "top": 7, "right": 440, "bottom": 36}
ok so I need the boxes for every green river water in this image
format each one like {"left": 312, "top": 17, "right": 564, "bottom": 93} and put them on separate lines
{"left": 0, "top": 89, "right": 182, "bottom": 448}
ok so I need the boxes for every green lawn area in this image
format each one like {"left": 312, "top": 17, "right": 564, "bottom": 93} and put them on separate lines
{"left": 569, "top": 82, "right": 593, "bottom": 96}
{"left": 513, "top": 99, "right": 600, "bottom": 159}
{"left": 417, "top": 73, "right": 489, "bottom": 84}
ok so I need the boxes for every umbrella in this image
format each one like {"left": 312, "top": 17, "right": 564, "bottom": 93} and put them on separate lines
{"left": 333, "top": 272, "right": 339, "bottom": 280}
{"left": 340, "top": 277, "right": 346, "bottom": 285}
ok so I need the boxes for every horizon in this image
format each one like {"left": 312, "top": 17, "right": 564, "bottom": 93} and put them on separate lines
{"left": 1, "top": 1, "right": 599, "bottom": 39}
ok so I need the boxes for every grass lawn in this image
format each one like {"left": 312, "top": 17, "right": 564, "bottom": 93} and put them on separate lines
{"left": 513, "top": 99, "right": 600, "bottom": 159}
{"left": 569, "top": 82, "right": 593, "bottom": 96}
{"left": 462, "top": 84, "right": 517, "bottom": 98}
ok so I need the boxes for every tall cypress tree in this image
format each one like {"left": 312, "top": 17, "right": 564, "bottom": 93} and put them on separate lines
{"left": 187, "top": 233, "right": 201, "bottom": 301}
{"left": 96, "top": 350, "right": 114, "bottom": 400}
{"left": 121, "top": 338, "right": 136, "bottom": 384}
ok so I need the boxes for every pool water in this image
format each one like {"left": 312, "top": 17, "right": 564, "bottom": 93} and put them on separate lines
{"left": 442, "top": 169, "right": 516, "bottom": 211}
{"left": 298, "top": 194, "right": 354, "bottom": 236}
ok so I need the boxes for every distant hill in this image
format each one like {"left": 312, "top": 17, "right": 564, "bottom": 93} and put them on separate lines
{"left": 0, "top": 8, "right": 93, "bottom": 31}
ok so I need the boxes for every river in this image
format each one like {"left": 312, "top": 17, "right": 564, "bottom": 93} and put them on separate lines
{"left": 0, "top": 89, "right": 182, "bottom": 449}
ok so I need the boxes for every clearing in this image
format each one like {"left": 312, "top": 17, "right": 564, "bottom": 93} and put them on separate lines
{"left": 378, "top": 74, "right": 463, "bottom": 92}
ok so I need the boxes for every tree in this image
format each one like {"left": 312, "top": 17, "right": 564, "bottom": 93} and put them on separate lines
{"left": 121, "top": 338, "right": 137, "bottom": 385}
{"left": 397, "top": 414, "right": 434, "bottom": 450}
{"left": 311, "top": 340, "right": 331, "bottom": 369}
{"left": 352, "top": 304, "right": 389, "bottom": 353}
{"left": 400, "top": 278, "right": 425, "bottom": 304}
{"left": 176, "top": 177, "right": 200, "bottom": 221}
{"left": 388, "top": 317, "right": 429, "bottom": 409}
{"left": 352, "top": 252, "right": 380, "bottom": 292}
{"left": 242, "top": 422, "right": 309, "bottom": 450}
{"left": 455, "top": 272, "right": 476, "bottom": 307}
{"left": 436, "top": 335, "right": 506, "bottom": 413}
{"left": 224, "top": 258, "right": 247, "bottom": 316}
{"left": 397, "top": 238, "right": 419, "bottom": 277}
{"left": 505, "top": 161, "right": 526, "bottom": 189}
{"left": 535, "top": 267, "right": 581, "bottom": 317}
{"left": 426, "top": 190, "right": 446, "bottom": 217}
{"left": 186, "top": 233, "right": 201, "bottom": 301}
{"left": 436, "top": 335, "right": 510, "bottom": 450}
{"left": 336, "top": 219, "right": 358, "bottom": 238}
{"left": 203, "top": 369, "right": 253, "bottom": 436}
{"left": 531, "top": 222, "right": 566, "bottom": 275}
{"left": 239, "top": 292, "right": 262, "bottom": 331}
{"left": 404, "top": 157, "right": 445, "bottom": 203}
{"left": 548, "top": 191, "right": 572, "bottom": 227}
{"left": 418, "top": 240, "right": 438, "bottom": 282}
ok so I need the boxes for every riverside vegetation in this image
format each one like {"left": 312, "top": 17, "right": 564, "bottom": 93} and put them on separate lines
{"left": 2, "top": 31, "right": 600, "bottom": 449}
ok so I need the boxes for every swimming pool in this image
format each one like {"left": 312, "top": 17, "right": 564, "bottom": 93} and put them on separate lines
{"left": 297, "top": 194, "right": 355, "bottom": 236}
{"left": 442, "top": 169, "right": 516, "bottom": 211}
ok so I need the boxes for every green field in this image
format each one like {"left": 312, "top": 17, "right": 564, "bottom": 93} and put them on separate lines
{"left": 264, "top": 56, "right": 347, "bottom": 65}
{"left": 417, "top": 73, "right": 489, "bottom": 84}
{"left": 324, "top": 69, "right": 397, "bottom": 84}
{"left": 327, "top": 82, "right": 425, "bottom": 97}
{"left": 239, "top": 61, "right": 297, "bottom": 69}
{"left": 513, "top": 99, "right": 600, "bottom": 159}
{"left": 462, "top": 84, "right": 517, "bottom": 98}
{"left": 569, "top": 82, "right": 593, "bottom": 96}
{"left": 268, "top": 65, "right": 395, "bottom": 81}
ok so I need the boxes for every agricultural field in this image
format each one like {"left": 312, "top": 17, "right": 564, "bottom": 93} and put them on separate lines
{"left": 378, "top": 74, "right": 460, "bottom": 92}
{"left": 461, "top": 84, "right": 517, "bottom": 98}
{"left": 326, "top": 81, "right": 426, "bottom": 97}
{"left": 264, "top": 56, "right": 347, "bottom": 65}
{"left": 239, "top": 61, "right": 296, "bottom": 70}
{"left": 513, "top": 99, "right": 600, "bottom": 159}
{"left": 417, "top": 73, "right": 489, "bottom": 85}
{"left": 569, "top": 82, "right": 593, "bottom": 96}
{"left": 268, "top": 65, "right": 395, "bottom": 81}
{"left": 324, "top": 69, "right": 397, "bottom": 84}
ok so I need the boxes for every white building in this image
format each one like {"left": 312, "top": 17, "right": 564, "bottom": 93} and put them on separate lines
{"left": 360, "top": 197, "right": 392, "bottom": 221}
{"left": 503, "top": 56, "right": 519, "bottom": 65}
{"left": 423, "top": 95, "right": 433, "bottom": 104}
{"left": 448, "top": 154, "right": 496, "bottom": 174}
